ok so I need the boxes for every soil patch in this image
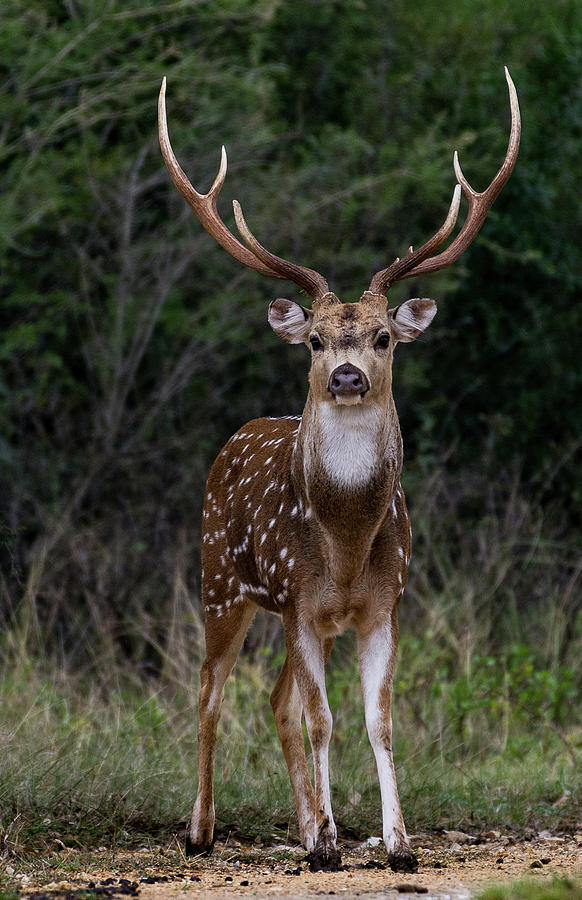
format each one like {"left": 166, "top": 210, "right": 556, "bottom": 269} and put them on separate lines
{"left": 5, "top": 830, "right": 582, "bottom": 899}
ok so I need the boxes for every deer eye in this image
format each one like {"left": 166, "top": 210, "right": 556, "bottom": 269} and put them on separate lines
{"left": 310, "top": 335, "right": 323, "bottom": 351}
{"left": 375, "top": 332, "right": 391, "bottom": 350}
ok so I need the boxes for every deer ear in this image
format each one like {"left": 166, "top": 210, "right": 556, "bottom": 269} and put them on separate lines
{"left": 390, "top": 298, "right": 437, "bottom": 343}
{"left": 268, "top": 298, "right": 313, "bottom": 344}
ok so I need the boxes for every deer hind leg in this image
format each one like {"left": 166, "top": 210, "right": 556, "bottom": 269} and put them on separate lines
{"left": 270, "top": 638, "right": 335, "bottom": 853}
{"left": 187, "top": 595, "right": 256, "bottom": 855}
{"left": 271, "top": 655, "right": 316, "bottom": 850}
{"left": 357, "top": 617, "right": 417, "bottom": 873}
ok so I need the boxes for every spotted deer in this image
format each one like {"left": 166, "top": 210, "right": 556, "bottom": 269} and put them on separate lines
{"left": 158, "top": 69, "right": 520, "bottom": 872}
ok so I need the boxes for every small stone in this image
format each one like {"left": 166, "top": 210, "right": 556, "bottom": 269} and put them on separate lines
{"left": 538, "top": 830, "right": 564, "bottom": 842}
{"left": 396, "top": 885, "right": 428, "bottom": 894}
{"left": 530, "top": 860, "right": 543, "bottom": 869}
{"left": 365, "top": 836, "right": 382, "bottom": 848}
{"left": 444, "top": 830, "right": 473, "bottom": 844}
{"left": 6, "top": 866, "right": 14, "bottom": 877}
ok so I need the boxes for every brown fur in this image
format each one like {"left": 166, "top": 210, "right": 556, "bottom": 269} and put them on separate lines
{"left": 188, "top": 292, "right": 435, "bottom": 871}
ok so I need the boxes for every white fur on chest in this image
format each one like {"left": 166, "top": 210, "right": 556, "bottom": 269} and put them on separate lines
{"left": 315, "top": 403, "right": 383, "bottom": 487}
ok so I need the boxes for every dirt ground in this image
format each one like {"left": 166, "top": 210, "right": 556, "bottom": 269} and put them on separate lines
{"left": 6, "top": 830, "right": 582, "bottom": 899}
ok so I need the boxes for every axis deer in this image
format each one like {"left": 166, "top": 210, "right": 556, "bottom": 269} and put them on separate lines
{"left": 158, "top": 69, "right": 520, "bottom": 872}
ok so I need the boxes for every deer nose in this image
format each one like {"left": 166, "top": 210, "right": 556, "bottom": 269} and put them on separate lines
{"left": 328, "top": 363, "right": 369, "bottom": 396}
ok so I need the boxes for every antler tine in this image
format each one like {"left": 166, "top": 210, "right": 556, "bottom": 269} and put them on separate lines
{"left": 158, "top": 77, "right": 282, "bottom": 279}
{"left": 406, "top": 66, "right": 521, "bottom": 279}
{"left": 368, "top": 67, "right": 521, "bottom": 294}
{"left": 368, "top": 184, "right": 461, "bottom": 295}
{"left": 233, "top": 200, "right": 330, "bottom": 303}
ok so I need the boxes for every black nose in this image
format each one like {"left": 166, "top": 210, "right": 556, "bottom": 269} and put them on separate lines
{"left": 328, "top": 363, "right": 369, "bottom": 396}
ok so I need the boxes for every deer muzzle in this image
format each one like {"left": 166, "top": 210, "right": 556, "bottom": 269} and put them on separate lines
{"left": 328, "top": 363, "right": 370, "bottom": 400}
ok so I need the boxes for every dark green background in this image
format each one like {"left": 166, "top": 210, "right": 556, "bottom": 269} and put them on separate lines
{"left": 1, "top": 0, "right": 580, "bottom": 669}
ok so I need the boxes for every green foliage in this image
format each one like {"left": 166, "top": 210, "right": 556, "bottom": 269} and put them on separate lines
{"left": 0, "top": 889, "right": 21, "bottom": 900}
{"left": 0, "top": 0, "right": 580, "bottom": 681}
{"left": 477, "top": 879, "right": 582, "bottom": 900}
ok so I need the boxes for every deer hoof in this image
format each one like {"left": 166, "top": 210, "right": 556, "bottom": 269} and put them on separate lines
{"left": 185, "top": 834, "right": 214, "bottom": 856}
{"left": 386, "top": 847, "right": 418, "bottom": 872}
{"left": 306, "top": 847, "right": 343, "bottom": 872}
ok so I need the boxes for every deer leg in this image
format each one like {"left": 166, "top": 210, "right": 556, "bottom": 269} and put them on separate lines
{"left": 270, "top": 656, "right": 316, "bottom": 850}
{"left": 270, "top": 638, "right": 334, "bottom": 851}
{"left": 357, "top": 617, "right": 417, "bottom": 873}
{"left": 187, "top": 597, "right": 256, "bottom": 854}
{"left": 283, "top": 618, "right": 340, "bottom": 870}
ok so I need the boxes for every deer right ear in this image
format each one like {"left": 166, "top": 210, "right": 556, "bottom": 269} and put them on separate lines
{"left": 268, "top": 298, "right": 314, "bottom": 344}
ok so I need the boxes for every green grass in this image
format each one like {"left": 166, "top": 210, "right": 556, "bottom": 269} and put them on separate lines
{"left": 1, "top": 649, "right": 580, "bottom": 854}
{"left": 1, "top": 472, "right": 580, "bottom": 856}
{"left": 476, "top": 878, "right": 582, "bottom": 900}
{"left": 0, "top": 890, "right": 20, "bottom": 900}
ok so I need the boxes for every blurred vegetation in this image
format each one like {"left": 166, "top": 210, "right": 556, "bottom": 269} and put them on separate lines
{"left": 477, "top": 879, "right": 582, "bottom": 900}
{"left": 0, "top": 0, "right": 581, "bottom": 846}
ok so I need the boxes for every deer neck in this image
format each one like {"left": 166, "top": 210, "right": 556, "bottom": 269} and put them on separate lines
{"left": 292, "top": 391, "right": 403, "bottom": 583}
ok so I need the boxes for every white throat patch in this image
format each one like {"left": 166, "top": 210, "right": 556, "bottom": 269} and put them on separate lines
{"left": 316, "top": 402, "right": 383, "bottom": 487}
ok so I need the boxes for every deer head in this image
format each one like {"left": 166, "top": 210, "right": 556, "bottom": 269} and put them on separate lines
{"left": 268, "top": 293, "right": 437, "bottom": 408}
{"left": 158, "top": 69, "right": 520, "bottom": 412}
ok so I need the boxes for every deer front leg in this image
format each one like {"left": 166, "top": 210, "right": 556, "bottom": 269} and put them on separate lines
{"left": 187, "top": 599, "right": 255, "bottom": 854}
{"left": 284, "top": 616, "right": 341, "bottom": 871}
{"left": 357, "top": 618, "right": 418, "bottom": 872}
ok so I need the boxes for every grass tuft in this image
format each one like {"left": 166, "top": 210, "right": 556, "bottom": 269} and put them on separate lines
{"left": 476, "top": 878, "right": 582, "bottom": 900}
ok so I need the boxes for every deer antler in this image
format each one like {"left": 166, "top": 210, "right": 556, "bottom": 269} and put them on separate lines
{"left": 232, "top": 201, "right": 330, "bottom": 303}
{"left": 158, "top": 78, "right": 329, "bottom": 302}
{"left": 368, "top": 67, "right": 521, "bottom": 295}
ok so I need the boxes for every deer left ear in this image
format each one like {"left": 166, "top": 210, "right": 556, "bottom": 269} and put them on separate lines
{"left": 389, "top": 298, "right": 437, "bottom": 343}
{"left": 268, "top": 298, "right": 314, "bottom": 344}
